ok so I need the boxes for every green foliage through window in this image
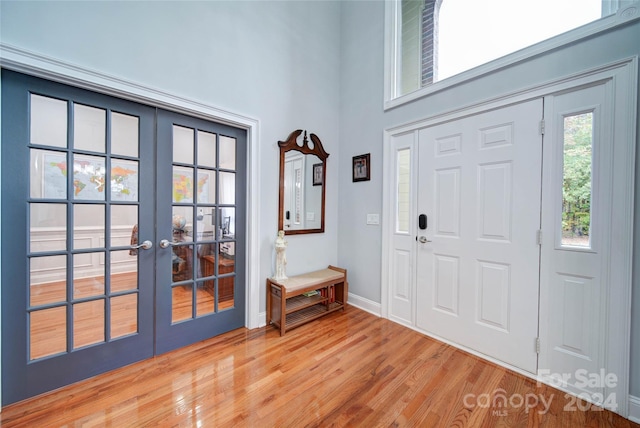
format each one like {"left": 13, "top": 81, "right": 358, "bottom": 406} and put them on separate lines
{"left": 562, "top": 113, "right": 593, "bottom": 247}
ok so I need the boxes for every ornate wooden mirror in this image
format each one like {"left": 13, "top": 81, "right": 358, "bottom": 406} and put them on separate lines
{"left": 278, "top": 129, "right": 329, "bottom": 235}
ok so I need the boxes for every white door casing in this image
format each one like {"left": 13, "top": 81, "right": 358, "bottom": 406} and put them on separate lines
{"left": 415, "top": 99, "right": 543, "bottom": 374}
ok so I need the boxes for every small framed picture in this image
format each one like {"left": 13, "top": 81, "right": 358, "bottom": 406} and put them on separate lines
{"left": 352, "top": 153, "right": 370, "bottom": 182}
{"left": 312, "top": 163, "right": 323, "bottom": 186}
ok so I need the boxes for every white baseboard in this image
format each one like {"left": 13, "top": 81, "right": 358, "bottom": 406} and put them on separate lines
{"left": 629, "top": 395, "right": 640, "bottom": 423}
{"left": 347, "top": 293, "right": 382, "bottom": 317}
{"left": 256, "top": 311, "right": 267, "bottom": 328}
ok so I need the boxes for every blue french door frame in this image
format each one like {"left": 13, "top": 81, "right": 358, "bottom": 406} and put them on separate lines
{"left": 0, "top": 70, "right": 247, "bottom": 405}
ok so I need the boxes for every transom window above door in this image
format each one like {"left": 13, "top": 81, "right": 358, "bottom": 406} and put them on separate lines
{"left": 384, "top": 0, "right": 621, "bottom": 105}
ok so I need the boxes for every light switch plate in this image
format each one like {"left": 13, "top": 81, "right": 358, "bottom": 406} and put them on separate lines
{"left": 366, "top": 214, "right": 380, "bottom": 225}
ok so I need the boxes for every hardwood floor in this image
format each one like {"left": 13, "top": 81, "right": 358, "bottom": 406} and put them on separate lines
{"left": 1, "top": 305, "right": 637, "bottom": 427}
{"left": 29, "top": 272, "right": 234, "bottom": 360}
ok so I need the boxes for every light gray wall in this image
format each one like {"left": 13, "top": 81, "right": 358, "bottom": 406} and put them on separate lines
{"left": 0, "top": 0, "right": 342, "bottom": 293}
{"left": 338, "top": 1, "right": 385, "bottom": 303}
{"left": 337, "top": 1, "right": 640, "bottom": 397}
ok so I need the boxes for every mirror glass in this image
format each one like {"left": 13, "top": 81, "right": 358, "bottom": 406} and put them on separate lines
{"left": 278, "top": 130, "right": 329, "bottom": 235}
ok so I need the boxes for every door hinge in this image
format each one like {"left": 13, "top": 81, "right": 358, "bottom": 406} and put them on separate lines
{"left": 536, "top": 230, "right": 543, "bottom": 245}
{"left": 535, "top": 337, "right": 541, "bottom": 354}
{"left": 539, "top": 119, "right": 545, "bottom": 135}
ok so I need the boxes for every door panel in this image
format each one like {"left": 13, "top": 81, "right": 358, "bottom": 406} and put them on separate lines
{"left": 433, "top": 254, "right": 459, "bottom": 315}
{"left": 155, "top": 110, "right": 246, "bottom": 355}
{"left": 416, "top": 99, "right": 543, "bottom": 374}
{"left": 1, "top": 70, "right": 155, "bottom": 405}
{"left": 538, "top": 84, "right": 608, "bottom": 399}
{"left": 434, "top": 167, "right": 460, "bottom": 237}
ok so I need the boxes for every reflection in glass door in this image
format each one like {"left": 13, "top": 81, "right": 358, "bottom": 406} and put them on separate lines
{"left": 155, "top": 111, "right": 246, "bottom": 355}
{"left": 2, "top": 70, "right": 156, "bottom": 405}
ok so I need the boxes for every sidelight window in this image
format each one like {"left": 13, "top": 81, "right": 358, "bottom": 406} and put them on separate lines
{"left": 561, "top": 112, "right": 593, "bottom": 248}
{"left": 396, "top": 148, "right": 411, "bottom": 233}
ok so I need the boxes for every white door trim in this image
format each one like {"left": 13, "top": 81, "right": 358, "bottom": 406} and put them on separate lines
{"left": 0, "top": 42, "right": 262, "bottom": 331}
{"left": 384, "top": 57, "right": 637, "bottom": 136}
{"left": 382, "top": 57, "right": 637, "bottom": 417}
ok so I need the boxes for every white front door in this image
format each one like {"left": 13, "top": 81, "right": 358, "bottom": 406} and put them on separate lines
{"left": 415, "top": 99, "right": 543, "bottom": 373}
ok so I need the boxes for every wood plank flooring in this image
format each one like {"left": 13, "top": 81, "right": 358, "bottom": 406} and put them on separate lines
{"left": 1, "top": 306, "right": 637, "bottom": 427}
{"left": 29, "top": 272, "right": 233, "bottom": 360}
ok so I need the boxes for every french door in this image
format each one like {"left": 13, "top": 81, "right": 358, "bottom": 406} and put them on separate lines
{"left": 154, "top": 109, "right": 245, "bottom": 354}
{"left": 1, "top": 70, "right": 246, "bottom": 405}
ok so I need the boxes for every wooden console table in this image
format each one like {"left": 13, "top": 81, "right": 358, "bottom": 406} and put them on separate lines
{"left": 267, "top": 265, "right": 348, "bottom": 336}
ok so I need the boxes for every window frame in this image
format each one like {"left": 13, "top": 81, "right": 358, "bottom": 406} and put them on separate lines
{"left": 383, "top": 0, "right": 636, "bottom": 110}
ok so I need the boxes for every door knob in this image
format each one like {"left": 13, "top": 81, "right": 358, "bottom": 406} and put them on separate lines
{"left": 130, "top": 240, "right": 153, "bottom": 250}
{"left": 418, "top": 236, "right": 432, "bottom": 243}
{"left": 159, "top": 239, "right": 177, "bottom": 249}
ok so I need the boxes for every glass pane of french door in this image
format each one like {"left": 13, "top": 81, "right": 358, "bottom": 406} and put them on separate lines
{"left": 155, "top": 110, "right": 246, "bottom": 355}
{"left": 1, "top": 70, "right": 155, "bottom": 405}
{"left": 28, "top": 98, "right": 145, "bottom": 356}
